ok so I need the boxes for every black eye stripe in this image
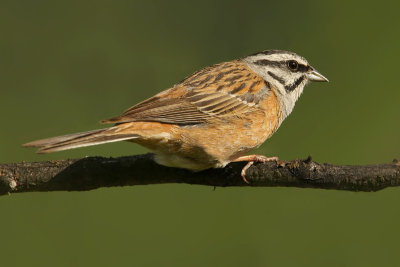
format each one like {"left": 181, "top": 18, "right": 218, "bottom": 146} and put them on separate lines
{"left": 253, "top": 60, "right": 310, "bottom": 73}
{"left": 297, "top": 64, "right": 310, "bottom": 72}
{"left": 253, "top": 59, "right": 282, "bottom": 68}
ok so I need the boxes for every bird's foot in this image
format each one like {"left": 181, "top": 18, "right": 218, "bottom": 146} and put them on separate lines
{"left": 232, "top": 155, "right": 279, "bottom": 184}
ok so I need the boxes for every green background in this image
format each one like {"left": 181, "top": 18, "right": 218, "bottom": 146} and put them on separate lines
{"left": 1, "top": 0, "right": 399, "bottom": 266}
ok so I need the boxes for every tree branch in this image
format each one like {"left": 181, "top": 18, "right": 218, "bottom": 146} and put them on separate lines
{"left": 0, "top": 154, "right": 399, "bottom": 195}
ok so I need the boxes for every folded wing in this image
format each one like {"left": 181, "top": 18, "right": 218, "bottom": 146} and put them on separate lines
{"left": 102, "top": 61, "right": 270, "bottom": 125}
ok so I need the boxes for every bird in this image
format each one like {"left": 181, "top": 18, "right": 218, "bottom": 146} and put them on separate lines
{"left": 23, "top": 50, "right": 328, "bottom": 183}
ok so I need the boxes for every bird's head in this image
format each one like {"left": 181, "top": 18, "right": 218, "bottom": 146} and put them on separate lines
{"left": 243, "top": 50, "right": 328, "bottom": 118}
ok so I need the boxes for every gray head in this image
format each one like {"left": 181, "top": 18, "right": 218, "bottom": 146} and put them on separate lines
{"left": 243, "top": 50, "right": 328, "bottom": 118}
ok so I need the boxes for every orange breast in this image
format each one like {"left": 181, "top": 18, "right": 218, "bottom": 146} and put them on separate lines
{"left": 178, "top": 90, "right": 280, "bottom": 163}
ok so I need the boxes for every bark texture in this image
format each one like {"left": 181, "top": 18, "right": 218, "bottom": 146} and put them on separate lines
{"left": 0, "top": 154, "right": 399, "bottom": 195}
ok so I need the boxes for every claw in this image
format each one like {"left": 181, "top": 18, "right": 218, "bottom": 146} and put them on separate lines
{"left": 232, "top": 155, "right": 279, "bottom": 184}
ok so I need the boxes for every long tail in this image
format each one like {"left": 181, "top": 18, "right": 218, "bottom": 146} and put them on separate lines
{"left": 23, "top": 127, "right": 138, "bottom": 154}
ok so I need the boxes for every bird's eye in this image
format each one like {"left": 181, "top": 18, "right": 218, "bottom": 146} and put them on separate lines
{"left": 287, "top": 60, "right": 299, "bottom": 71}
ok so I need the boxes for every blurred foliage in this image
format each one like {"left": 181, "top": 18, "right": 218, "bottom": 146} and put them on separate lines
{"left": 0, "top": 0, "right": 399, "bottom": 266}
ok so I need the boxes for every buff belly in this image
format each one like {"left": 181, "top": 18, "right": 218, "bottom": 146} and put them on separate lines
{"left": 131, "top": 109, "right": 279, "bottom": 171}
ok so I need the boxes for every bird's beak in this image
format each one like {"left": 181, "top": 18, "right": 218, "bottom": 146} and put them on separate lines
{"left": 308, "top": 68, "right": 329, "bottom": 82}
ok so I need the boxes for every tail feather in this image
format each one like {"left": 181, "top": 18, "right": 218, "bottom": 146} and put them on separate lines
{"left": 23, "top": 129, "right": 105, "bottom": 148}
{"left": 23, "top": 127, "right": 138, "bottom": 154}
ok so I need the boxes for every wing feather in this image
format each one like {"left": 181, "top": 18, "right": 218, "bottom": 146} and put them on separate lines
{"left": 101, "top": 61, "right": 270, "bottom": 125}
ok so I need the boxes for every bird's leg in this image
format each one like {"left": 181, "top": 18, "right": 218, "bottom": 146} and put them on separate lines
{"left": 231, "top": 155, "right": 279, "bottom": 184}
